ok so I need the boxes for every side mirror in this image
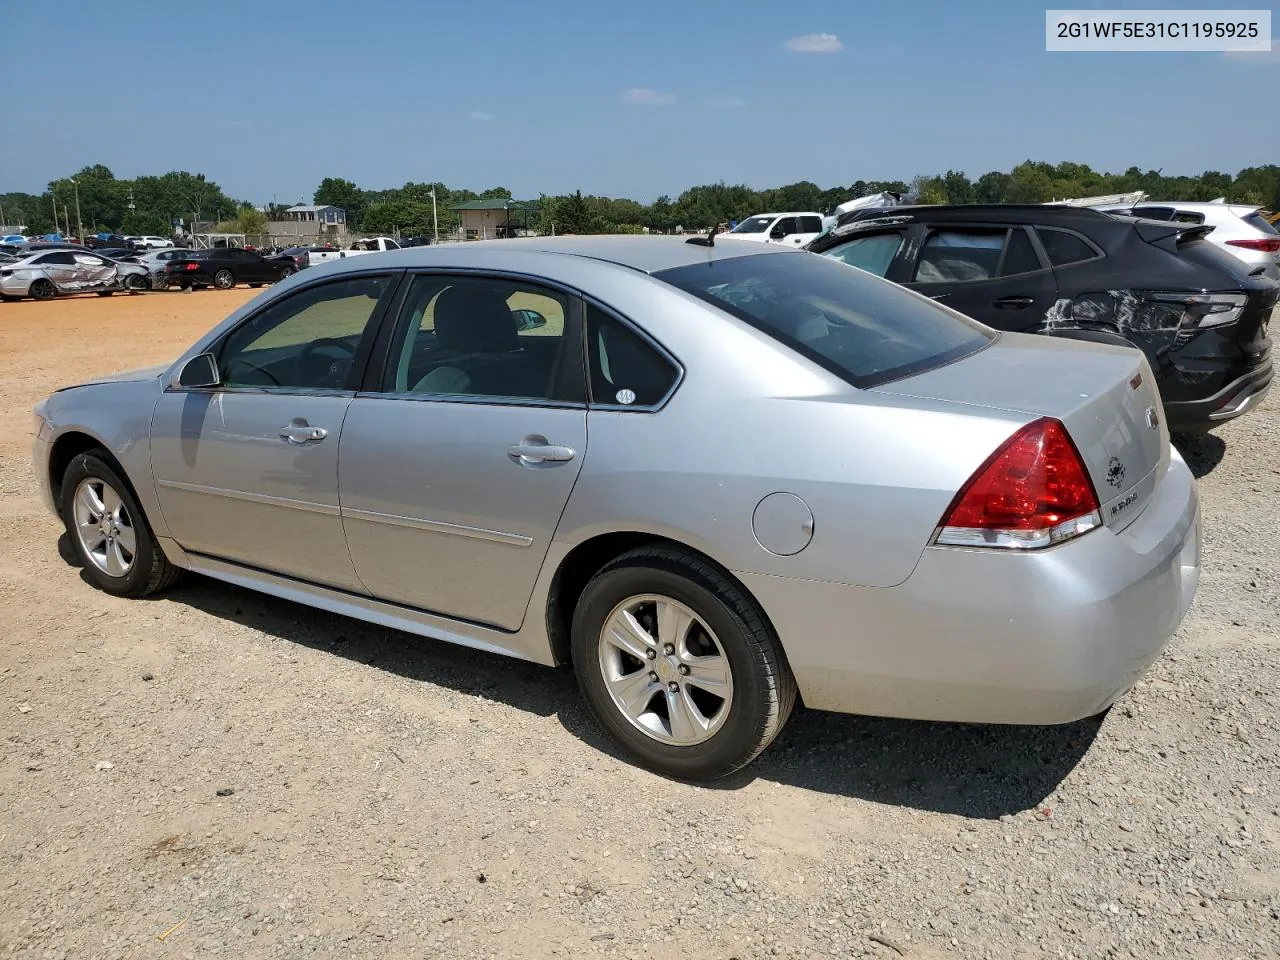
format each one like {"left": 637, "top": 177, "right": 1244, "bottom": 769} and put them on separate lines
{"left": 178, "top": 353, "right": 220, "bottom": 388}
{"left": 512, "top": 309, "right": 547, "bottom": 331}
{"left": 769, "top": 227, "right": 785, "bottom": 239}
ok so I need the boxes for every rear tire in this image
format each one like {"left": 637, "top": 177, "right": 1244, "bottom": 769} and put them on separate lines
{"left": 60, "top": 452, "right": 182, "bottom": 597}
{"left": 30, "top": 279, "right": 56, "bottom": 301}
{"left": 96, "top": 291, "right": 115, "bottom": 297}
{"left": 125, "top": 274, "right": 147, "bottom": 293}
{"left": 571, "top": 546, "right": 796, "bottom": 780}
{"left": 279, "top": 266, "right": 296, "bottom": 279}
{"left": 213, "top": 269, "right": 235, "bottom": 290}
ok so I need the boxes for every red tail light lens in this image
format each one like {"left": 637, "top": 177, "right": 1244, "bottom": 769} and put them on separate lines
{"left": 1226, "top": 237, "right": 1280, "bottom": 253}
{"left": 935, "top": 418, "right": 1101, "bottom": 550}
{"left": 185, "top": 263, "right": 199, "bottom": 271}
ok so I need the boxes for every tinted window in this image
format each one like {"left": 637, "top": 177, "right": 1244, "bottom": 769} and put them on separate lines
{"left": 218, "top": 275, "right": 391, "bottom": 390}
{"left": 74, "top": 254, "right": 109, "bottom": 266}
{"left": 383, "top": 275, "right": 571, "bottom": 401}
{"left": 999, "top": 229, "right": 1042, "bottom": 276}
{"left": 1243, "top": 212, "right": 1278, "bottom": 236}
{"left": 797, "top": 216, "right": 823, "bottom": 233}
{"left": 37, "top": 252, "right": 76, "bottom": 265}
{"left": 1132, "top": 206, "right": 1175, "bottom": 221}
{"left": 587, "top": 305, "right": 678, "bottom": 407}
{"left": 656, "top": 253, "right": 993, "bottom": 388}
{"left": 1037, "top": 228, "right": 1097, "bottom": 266}
{"left": 772, "top": 217, "right": 797, "bottom": 237}
{"left": 1171, "top": 210, "right": 1206, "bottom": 225}
{"left": 915, "top": 229, "right": 1005, "bottom": 282}
{"left": 821, "top": 232, "right": 903, "bottom": 277}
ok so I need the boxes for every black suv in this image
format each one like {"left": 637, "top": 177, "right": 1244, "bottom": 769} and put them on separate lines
{"left": 806, "top": 205, "right": 1275, "bottom": 431}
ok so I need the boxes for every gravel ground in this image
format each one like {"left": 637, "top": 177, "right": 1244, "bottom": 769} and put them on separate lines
{"left": 1, "top": 293, "right": 1277, "bottom": 959}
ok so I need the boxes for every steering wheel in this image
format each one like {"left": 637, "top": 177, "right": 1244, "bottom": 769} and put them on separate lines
{"left": 295, "top": 337, "right": 358, "bottom": 387}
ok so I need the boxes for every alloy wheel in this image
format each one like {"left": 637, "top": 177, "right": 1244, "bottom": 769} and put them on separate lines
{"left": 597, "top": 594, "right": 734, "bottom": 746}
{"left": 214, "top": 269, "right": 235, "bottom": 289}
{"left": 71, "top": 477, "right": 137, "bottom": 578}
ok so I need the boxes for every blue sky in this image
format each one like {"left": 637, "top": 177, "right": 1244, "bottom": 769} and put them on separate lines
{"left": 2, "top": 0, "right": 1276, "bottom": 202}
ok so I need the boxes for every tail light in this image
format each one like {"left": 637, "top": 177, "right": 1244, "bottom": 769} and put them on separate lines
{"left": 185, "top": 263, "right": 199, "bottom": 271}
{"left": 1137, "top": 291, "right": 1247, "bottom": 329}
{"left": 1226, "top": 237, "right": 1280, "bottom": 253}
{"left": 934, "top": 418, "right": 1101, "bottom": 550}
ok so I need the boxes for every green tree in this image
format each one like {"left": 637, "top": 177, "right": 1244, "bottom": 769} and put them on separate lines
{"left": 941, "top": 170, "right": 974, "bottom": 204}
{"left": 912, "top": 175, "right": 948, "bottom": 204}
{"left": 216, "top": 205, "right": 269, "bottom": 235}
{"left": 974, "top": 171, "right": 1011, "bottom": 203}
{"left": 480, "top": 186, "right": 512, "bottom": 199}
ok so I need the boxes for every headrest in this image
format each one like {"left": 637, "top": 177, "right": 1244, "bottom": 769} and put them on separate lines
{"left": 434, "top": 284, "right": 518, "bottom": 353}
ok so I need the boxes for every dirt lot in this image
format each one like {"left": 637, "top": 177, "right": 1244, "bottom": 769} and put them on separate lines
{"left": 1, "top": 291, "right": 1277, "bottom": 960}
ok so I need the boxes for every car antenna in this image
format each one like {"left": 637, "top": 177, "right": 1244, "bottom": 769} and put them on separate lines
{"left": 685, "top": 224, "right": 716, "bottom": 247}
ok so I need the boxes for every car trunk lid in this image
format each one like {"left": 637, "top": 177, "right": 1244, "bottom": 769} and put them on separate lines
{"left": 870, "top": 333, "right": 1168, "bottom": 532}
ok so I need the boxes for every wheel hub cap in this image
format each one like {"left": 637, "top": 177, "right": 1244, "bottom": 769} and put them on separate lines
{"left": 72, "top": 477, "right": 136, "bottom": 579}
{"left": 597, "top": 594, "right": 734, "bottom": 747}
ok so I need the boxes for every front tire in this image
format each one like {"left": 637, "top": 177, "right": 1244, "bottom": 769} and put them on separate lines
{"left": 213, "top": 269, "right": 235, "bottom": 290}
{"left": 61, "top": 452, "right": 181, "bottom": 597}
{"left": 29, "top": 278, "right": 56, "bottom": 301}
{"left": 571, "top": 546, "right": 796, "bottom": 780}
{"left": 125, "top": 274, "right": 147, "bottom": 293}
{"left": 96, "top": 290, "right": 115, "bottom": 297}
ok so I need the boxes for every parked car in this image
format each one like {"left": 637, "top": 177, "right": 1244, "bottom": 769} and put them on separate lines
{"left": 0, "top": 248, "right": 149, "bottom": 300}
{"left": 1091, "top": 201, "right": 1280, "bottom": 280}
{"left": 131, "top": 248, "right": 192, "bottom": 289}
{"left": 807, "top": 205, "right": 1276, "bottom": 432}
{"left": 84, "top": 234, "right": 136, "bottom": 252}
{"left": 32, "top": 237, "right": 1201, "bottom": 779}
{"left": 127, "top": 235, "right": 175, "bottom": 250}
{"left": 722, "top": 213, "right": 825, "bottom": 247}
{"left": 305, "top": 236, "right": 401, "bottom": 265}
{"left": 164, "top": 247, "right": 298, "bottom": 290}
{"left": 277, "top": 245, "right": 332, "bottom": 270}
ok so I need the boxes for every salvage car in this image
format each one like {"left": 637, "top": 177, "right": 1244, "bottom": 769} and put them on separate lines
{"left": 808, "top": 205, "right": 1275, "bottom": 432}
{"left": 722, "top": 213, "right": 825, "bottom": 247}
{"left": 33, "top": 237, "right": 1200, "bottom": 779}
{"left": 164, "top": 247, "right": 298, "bottom": 290}
{"left": 1, "top": 248, "right": 149, "bottom": 300}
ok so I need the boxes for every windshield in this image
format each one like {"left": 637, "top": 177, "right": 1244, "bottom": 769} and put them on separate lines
{"left": 656, "top": 252, "right": 994, "bottom": 388}
{"left": 730, "top": 216, "right": 774, "bottom": 234}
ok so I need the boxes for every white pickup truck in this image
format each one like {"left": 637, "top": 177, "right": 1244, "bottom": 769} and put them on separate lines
{"left": 305, "top": 236, "right": 401, "bottom": 265}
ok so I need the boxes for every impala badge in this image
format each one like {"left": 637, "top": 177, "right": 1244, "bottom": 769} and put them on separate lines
{"left": 1145, "top": 406, "right": 1159, "bottom": 430}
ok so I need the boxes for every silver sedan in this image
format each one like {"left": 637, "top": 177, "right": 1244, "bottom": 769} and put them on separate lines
{"left": 31, "top": 237, "right": 1200, "bottom": 778}
{"left": 1, "top": 248, "right": 149, "bottom": 300}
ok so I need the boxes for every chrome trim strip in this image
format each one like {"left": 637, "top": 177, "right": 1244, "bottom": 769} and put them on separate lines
{"left": 155, "top": 479, "right": 340, "bottom": 517}
{"left": 341, "top": 507, "right": 533, "bottom": 547}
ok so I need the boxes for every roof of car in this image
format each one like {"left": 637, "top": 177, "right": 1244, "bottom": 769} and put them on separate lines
{"left": 844, "top": 204, "right": 1117, "bottom": 225}
{"left": 318, "top": 235, "right": 799, "bottom": 276}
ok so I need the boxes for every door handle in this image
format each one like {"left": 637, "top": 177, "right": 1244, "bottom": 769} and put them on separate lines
{"left": 508, "top": 438, "right": 576, "bottom": 464}
{"left": 993, "top": 296, "right": 1035, "bottom": 309}
{"left": 279, "top": 419, "right": 329, "bottom": 444}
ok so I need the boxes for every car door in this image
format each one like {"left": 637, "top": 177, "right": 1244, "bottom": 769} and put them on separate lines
{"left": 73, "top": 252, "right": 117, "bottom": 290}
{"left": 34, "top": 251, "right": 78, "bottom": 289}
{"left": 768, "top": 217, "right": 798, "bottom": 245}
{"left": 149, "top": 272, "right": 400, "bottom": 590}
{"left": 338, "top": 273, "right": 587, "bottom": 630}
{"left": 905, "top": 224, "right": 1057, "bottom": 330}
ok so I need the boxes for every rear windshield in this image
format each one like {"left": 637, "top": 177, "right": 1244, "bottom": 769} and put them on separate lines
{"left": 655, "top": 252, "right": 994, "bottom": 388}
{"left": 1242, "top": 212, "right": 1278, "bottom": 236}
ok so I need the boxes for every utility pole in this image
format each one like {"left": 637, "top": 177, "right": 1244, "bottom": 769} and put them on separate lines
{"left": 50, "top": 184, "right": 58, "bottom": 236}
{"left": 70, "top": 178, "right": 83, "bottom": 242}
{"left": 429, "top": 186, "right": 439, "bottom": 243}
{"left": 63, "top": 204, "right": 72, "bottom": 238}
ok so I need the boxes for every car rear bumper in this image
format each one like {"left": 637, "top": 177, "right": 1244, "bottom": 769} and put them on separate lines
{"left": 740, "top": 451, "right": 1200, "bottom": 725}
{"left": 1164, "top": 361, "right": 1272, "bottom": 431}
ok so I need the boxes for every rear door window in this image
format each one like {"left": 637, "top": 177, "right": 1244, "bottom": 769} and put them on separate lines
{"left": 771, "top": 217, "right": 797, "bottom": 238}
{"left": 656, "top": 252, "right": 993, "bottom": 388}
{"left": 915, "top": 228, "right": 1006, "bottom": 282}
{"left": 820, "top": 232, "right": 904, "bottom": 277}
{"left": 586, "top": 305, "right": 679, "bottom": 407}
{"left": 998, "top": 228, "right": 1043, "bottom": 276}
{"left": 797, "top": 216, "right": 823, "bottom": 234}
{"left": 1036, "top": 228, "right": 1099, "bottom": 266}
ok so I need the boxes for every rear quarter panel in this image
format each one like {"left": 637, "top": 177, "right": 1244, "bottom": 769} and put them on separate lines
{"left": 550, "top": 271, "right": 1027, "bottom": 588}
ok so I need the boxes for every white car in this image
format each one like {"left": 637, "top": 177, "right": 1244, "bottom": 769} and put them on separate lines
{"left": 305, "top": 236, "right": 401, "bottom": 265}
{"left": 125, "top": 236, "right": 175, "bottom": 250}
{"left": 722, "top": 213, "right": 825, "bottom": 247}
{"left": 1095, "top": 201, "right": 1280, "bottom": 280}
